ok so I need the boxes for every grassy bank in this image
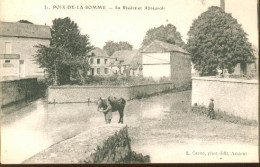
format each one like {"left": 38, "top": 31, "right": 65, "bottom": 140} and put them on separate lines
{"left": 191, "top": 105, "right": 258, "bottom": 127}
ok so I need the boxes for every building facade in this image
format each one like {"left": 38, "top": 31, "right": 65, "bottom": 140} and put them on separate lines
{"left": 87, "top": 47, "right": 111, "bottom": 76}
{"left": 110, "top": 50, "right": 142, "bottom": 76}
{"left": 141, "top": 40, "right": 191, "bottom": 86}
{"left": 0, "top": 22, "right": 51, "bottom": 80}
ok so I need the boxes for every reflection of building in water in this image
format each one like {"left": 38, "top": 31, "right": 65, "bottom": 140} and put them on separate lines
{"left": 0, "top": 21, "right": 51, "bottom": 80}
{"left": 141, "top": 103, "right": 169, "bottom": 119}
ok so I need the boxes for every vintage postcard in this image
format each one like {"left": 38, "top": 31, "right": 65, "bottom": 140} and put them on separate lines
{"left": 0, "top": 0, "right": 259, "bottom": 164}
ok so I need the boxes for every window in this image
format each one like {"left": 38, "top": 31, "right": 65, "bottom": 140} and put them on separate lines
{"left": 97, "top": 59, "right": 100, "bottom": 64}
{"left": 90, "top": 58, "right": 93, "bottom": 64}
{"left": 5, "top": 60, "right": 10, "bottom": 63}
{"left": 97, "top": 68, "right": 100, "bottom": 74}
{"left": 104, "top": 59, "right": 107, "bottom": 64}
{"left": 20, "top": 60, "right": 24, "bottom": 64}
{"left": 5, "top": 42, "right": 12, "bottom": 54}
{"left": 104, "top": 68, "right": 108, "bottom": 74}
{"left": 91, "top": 68, "right": 94, "bottom": 75}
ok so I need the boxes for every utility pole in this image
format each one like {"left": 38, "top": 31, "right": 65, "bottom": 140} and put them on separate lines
{"left": 54, "top": 64, "right": 57, "bottom": 86}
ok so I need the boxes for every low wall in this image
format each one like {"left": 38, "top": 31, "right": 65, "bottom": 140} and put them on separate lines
{"left": 48, "top": 82, "right": 175, "bottom": 103}
{"left": 192, "top": 77, "right": 258, "bottom": 121}
{"left": 23, "top": 124, "right": 131, "bottom": 164}
{"left": 0, "top": 77, "right": 38, "bottom": 107}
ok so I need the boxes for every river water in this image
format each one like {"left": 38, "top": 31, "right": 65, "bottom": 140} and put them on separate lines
{"left": 1, "top": 91, "right": 184, "bottom": 163}
{"left": 1, "top": 90, "right": 258, "bottom": 163}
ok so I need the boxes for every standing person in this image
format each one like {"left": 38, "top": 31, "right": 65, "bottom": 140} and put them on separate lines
{"left": 98, "top": 99, "right": 113, "bottom": 124}
{"left": 208, "top": 98, "right": 215, "bottom": 119}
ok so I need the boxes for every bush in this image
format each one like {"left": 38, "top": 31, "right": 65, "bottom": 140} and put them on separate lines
{"left": 191, "top": 105, "right": 258, "bottom": 127}
{"left": 37, "top": 78, "right": 48, "bottom": 97}
{"left": 80, "top": 75, "right": 170, "bottom": 86}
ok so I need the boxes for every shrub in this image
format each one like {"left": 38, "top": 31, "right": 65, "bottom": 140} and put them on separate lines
{"left": 191, "top": 105, "right": 258, "bottom": 127}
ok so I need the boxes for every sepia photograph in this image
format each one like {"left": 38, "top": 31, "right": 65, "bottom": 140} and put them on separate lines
{"left": 0, "top": 0, "right": 259, "bottom": 164}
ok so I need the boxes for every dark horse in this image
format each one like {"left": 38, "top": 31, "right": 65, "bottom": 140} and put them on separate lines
{"left": 97, "top": 96, "right": 126, "bottom": 123}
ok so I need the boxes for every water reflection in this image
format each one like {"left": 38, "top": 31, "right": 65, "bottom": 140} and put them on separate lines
{"left": 1, "top": 92, "right": 189, "bottom": 164}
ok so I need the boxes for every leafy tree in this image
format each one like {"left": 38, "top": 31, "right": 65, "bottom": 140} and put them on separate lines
{"left": 35, "top": 17, "right": 93, "bottom": 85}
{"left": 187, "top": 6, "right": 255, "bottom": 76}
{"left": 103, "top": 41, "right": 133, "bottom": 56}
{"left": 18, "top": 20, "right": 33, "bottom": 24}
{"left": 141, "top": 24, "right": 186, "bottom": 49}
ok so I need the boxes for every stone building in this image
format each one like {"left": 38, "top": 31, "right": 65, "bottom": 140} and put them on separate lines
{"left": 87, "top": 47, "right": 111, "bottom": 76}
{"left": 141, "top": 40, "right": 191, "bottom": 86}
{"left": 0, "top": 21, "right": 51, "bottom": 80}
{"left": 110, "top": 50, "right": 142, "bottom": 76}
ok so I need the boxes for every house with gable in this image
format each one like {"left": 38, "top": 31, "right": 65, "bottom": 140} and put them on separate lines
{"left": 110, "top": 50, "right": 142, "bottom": 76}
{"left": 87, "top": 47, "right": 111, "bottom": 75}
{"left": 0, "top": 21, "right": 51, "bottom": 80}
{"left": 141, "top": 40, "right": 191, "bottom": 87}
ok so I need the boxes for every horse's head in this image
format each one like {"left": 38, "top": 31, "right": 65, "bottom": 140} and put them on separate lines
{"left": 97, "top": 97, "right": 106, "bottom": 110}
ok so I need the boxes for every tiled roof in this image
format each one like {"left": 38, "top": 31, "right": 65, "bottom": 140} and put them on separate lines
{"left": 130, "top": 51, "right": 142, "bottom": 69}
{"left": 141, "top": 40, "right": 190, "bottom": 54}
{"left": 0, "top": 21, "right": 51, "bottom": 39}
{"left": 88, "top": 47, "right": 109, "bottom": 58}
{"left": 111, "top": 50, "right": 139, "bottom": 66}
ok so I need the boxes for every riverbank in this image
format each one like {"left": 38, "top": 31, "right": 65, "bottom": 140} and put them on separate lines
{"left": 127, "top": 91, "right": 258, "bottom": 163}
{"left": 1, "top": 90, "right": 258, "bottom": 163}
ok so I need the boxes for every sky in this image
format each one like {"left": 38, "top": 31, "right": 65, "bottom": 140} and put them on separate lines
{"left": 0, "top": 0, "right": 258, "bottom": 49}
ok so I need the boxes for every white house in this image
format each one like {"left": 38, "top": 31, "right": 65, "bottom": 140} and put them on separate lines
{"left": 0, "top": 21, "right": 51, "bottom": 80}
{"left": 141, "top": 40, "right": 191, "bottom": 86}
{"left": 87, "top": 47, "right": 111, "bottom": 76}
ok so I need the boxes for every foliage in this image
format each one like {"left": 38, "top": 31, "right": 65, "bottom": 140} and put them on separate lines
{"left": 187, "top": 6, "right": 255, "bottom": 76}
{"left": 18, "top": 20, "right": 33, "bottom": 24}
{"left": 68, "top": 75, "right": 170, "bottom": 86}
{"left": 142, "top": 24, "right": 186, "bottom": 49}
{"left": 103, "top": 41, "right": 133, "bottom": 56}
{"left": 34, "top": 17, "right": 93, "bottom": 85}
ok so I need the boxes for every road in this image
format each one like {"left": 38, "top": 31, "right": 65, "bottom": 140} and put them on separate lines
{"left": 1, "top": 91, "right": 258, "bottom": 163}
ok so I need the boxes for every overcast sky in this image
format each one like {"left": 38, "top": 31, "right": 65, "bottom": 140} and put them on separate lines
{"left": 0, "top": 0, "right": 258, "bottom": 49}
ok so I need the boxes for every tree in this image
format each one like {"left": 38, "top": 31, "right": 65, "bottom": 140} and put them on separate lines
{"left": 18, "top": 20, "right": 33, "bottom": 24}
{"left": 141, "top": 24, "right": 186, "bottom": 49}
{"left": 186, "top": 6, "right": 255, "bottom": 76}
{"left": 35, "top": 17, "right": 93, "bottom": 85}
{"left": 103, "top": 41, "right": 133, "bottom": 56}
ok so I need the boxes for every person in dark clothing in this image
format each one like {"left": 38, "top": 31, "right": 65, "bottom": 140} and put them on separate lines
{"left": 98, "top": 99, "right": 113, "bottom": 124}
{"left": 208, "top": 98, "right": 215, "bottom": 119}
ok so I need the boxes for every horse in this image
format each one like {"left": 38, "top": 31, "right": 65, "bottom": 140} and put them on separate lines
{"left": 97, "top": 96, "right": 126, "bottom": 124}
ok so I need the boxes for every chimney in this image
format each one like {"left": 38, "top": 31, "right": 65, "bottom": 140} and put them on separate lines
{"left": 220, "top": 0, "right": 225, "bottom": 11}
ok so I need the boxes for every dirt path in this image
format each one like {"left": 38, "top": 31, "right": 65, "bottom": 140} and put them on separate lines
{"left": 127, "top": 91, "right": 258, "bottom": 163}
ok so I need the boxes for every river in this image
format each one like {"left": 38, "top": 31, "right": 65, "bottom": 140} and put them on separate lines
{"left": 1, "top": 90, "right": 258, "bottom": 163}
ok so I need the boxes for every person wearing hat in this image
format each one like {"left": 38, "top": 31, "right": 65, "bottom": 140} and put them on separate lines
{"left": 208, "top": 98, "right": 215, "bottom": 119}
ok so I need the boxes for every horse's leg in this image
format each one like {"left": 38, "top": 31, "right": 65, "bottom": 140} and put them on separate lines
{"left": 119, "top": 110, "right": 124, "bottom": 124}
{"left": 118, "top": 111, "right": 121, "bottom": 123}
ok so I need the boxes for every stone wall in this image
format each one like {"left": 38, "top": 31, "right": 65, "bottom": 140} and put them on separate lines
{"left": 48, "top": 82, "right": 175, "bottom": 103}
{"left": 170, "top": 52, "right": 191, "bottom": 87}
{"left": 23, "top": 124, "right": 148, "bottom": 164}
{"left": 192, "top": 77, "right": 258, "bottom": 120}
{"left": 0, "top": 77, "right": 38, "bottom": 107}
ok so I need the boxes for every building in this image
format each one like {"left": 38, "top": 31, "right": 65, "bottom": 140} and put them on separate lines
{"left": 110, "top": 50, "right": 142, "bottom": 76}
{"left": 87, "top": 47, "right": 111, "bottom": 76}
{"left": 141, "top": 40, "right": 191, "bottom": 86}
{"left": 0, "top": 21, "right": 51, "bottom": 80}
{"left": 233, "top": 45, "right": 259, "bottom": 76}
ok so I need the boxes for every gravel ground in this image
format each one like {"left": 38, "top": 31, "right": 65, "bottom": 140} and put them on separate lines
{"left": 127, "top": 91, "right": 258, "bottom": 163}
